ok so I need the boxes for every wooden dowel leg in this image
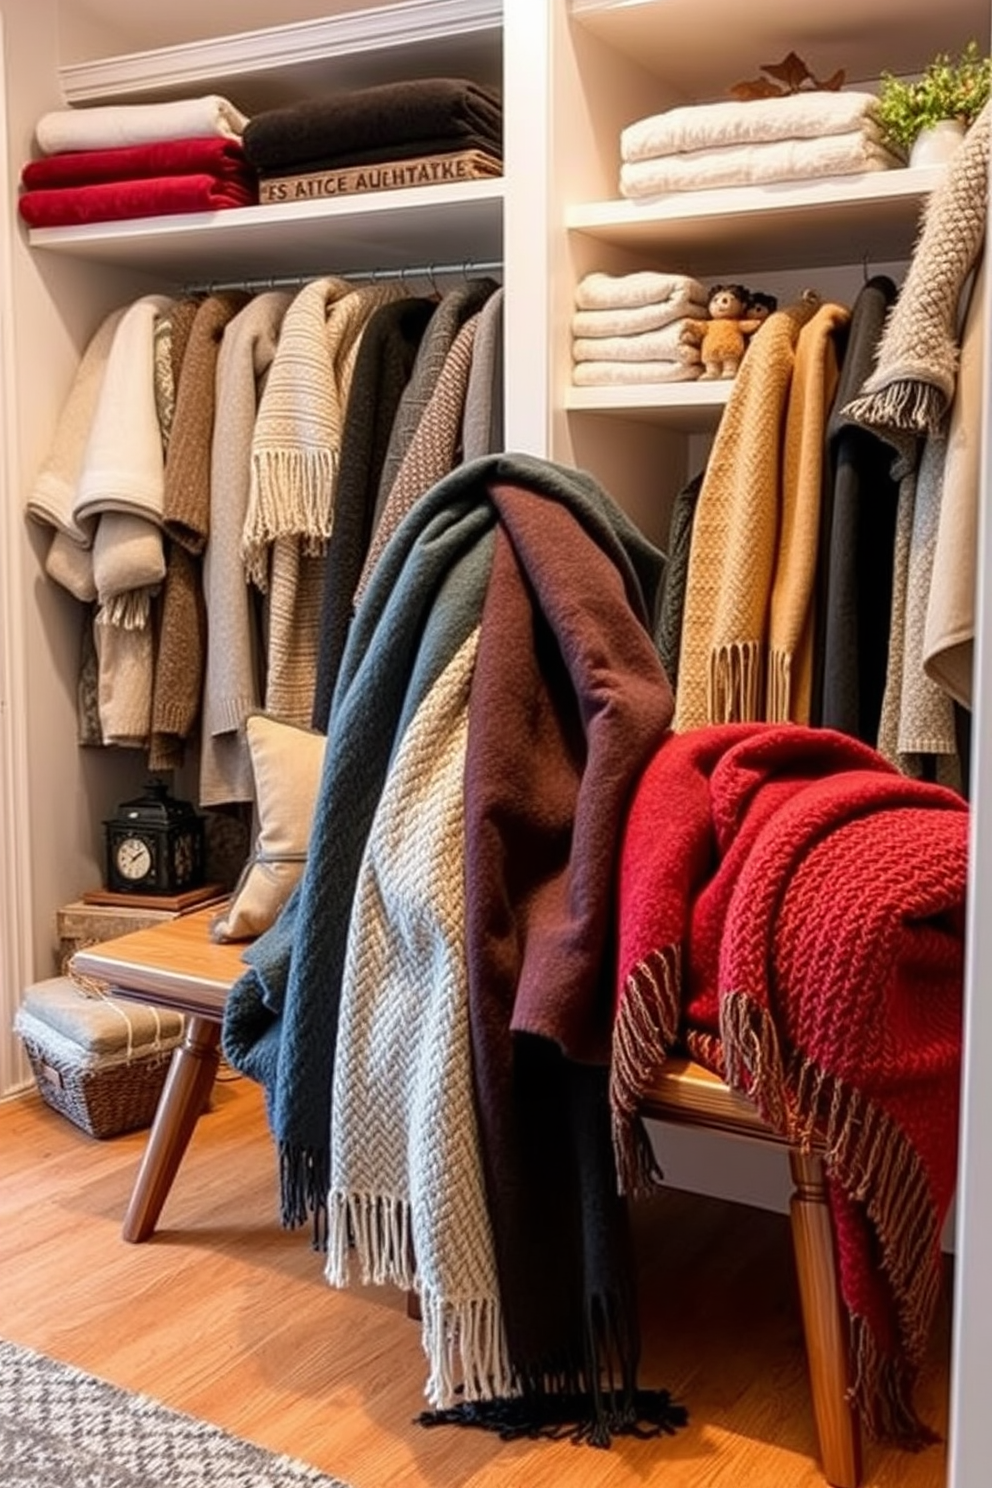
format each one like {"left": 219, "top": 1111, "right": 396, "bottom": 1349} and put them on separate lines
{"left": 122, "top": 1014, "right": 221, "bottom": 1244}
{"left": 788, "top": 1147, "right": 862, "bottom": 1488}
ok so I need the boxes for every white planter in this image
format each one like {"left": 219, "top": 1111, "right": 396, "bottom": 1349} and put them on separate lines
{"left": 909, "top": 117, "right": 968, "bottom": 168}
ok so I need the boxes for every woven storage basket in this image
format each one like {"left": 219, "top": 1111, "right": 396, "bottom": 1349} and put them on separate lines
{"left": 13, "top": 976, "right": 184, "bottom": 1139}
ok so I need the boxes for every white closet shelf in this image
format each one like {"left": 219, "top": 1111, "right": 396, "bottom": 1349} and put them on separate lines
{"left": 569, "top": 0, "right": 986, "bottom": 102}
{"left": 59, "top": 0, "right": 503, "bottom": 111}
{"left": 566, "top": 166, "right": 942, "bottom": 276}
{"left": 565, "top": 380, "right": 730, "bottom": 430}
{"left": 26, "top": 178, "right": 504, "bottom": 284}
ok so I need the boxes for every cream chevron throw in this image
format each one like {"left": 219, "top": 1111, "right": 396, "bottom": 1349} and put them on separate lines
{"left": 326, "top": 628, "right": 515, "bottom": 1410}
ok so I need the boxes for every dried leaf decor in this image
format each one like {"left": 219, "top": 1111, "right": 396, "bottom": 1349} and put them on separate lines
{"left": 729, "top": 51, "right": 847, "bottom": 102}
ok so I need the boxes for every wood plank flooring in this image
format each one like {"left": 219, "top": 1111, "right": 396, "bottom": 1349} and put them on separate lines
{"left": 0, "top": 1071, "right": 951, "bottom": 1488}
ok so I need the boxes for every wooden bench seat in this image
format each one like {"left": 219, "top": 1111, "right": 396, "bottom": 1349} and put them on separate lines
{"left": 69, "top": 905, "right": 859, "bottom": 1487}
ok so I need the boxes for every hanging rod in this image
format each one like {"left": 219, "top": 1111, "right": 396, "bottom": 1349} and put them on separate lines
{"left": 183, "top": 258, "right": 503, "bottom": 296}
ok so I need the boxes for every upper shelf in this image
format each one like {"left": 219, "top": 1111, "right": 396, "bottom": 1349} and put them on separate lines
{"left": 26, "top": 178, "right": 505, "bottom": 285}
{"left": 569, "top": 0, "right": 989, "bottom": 101}
{"left": 566, "top": 166, "right": 942, "bottom": 277}
{"left": 58, "top": 0, "right": 503, "bottom": 112}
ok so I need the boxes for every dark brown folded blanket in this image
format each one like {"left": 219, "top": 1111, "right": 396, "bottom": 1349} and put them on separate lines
{"left": 243, "top": 77, "right": 502, "bottom": 173}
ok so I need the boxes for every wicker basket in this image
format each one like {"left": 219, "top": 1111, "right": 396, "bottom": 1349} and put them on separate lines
{"left": 14, "top": 977, "right": 184, "bottom": 1140}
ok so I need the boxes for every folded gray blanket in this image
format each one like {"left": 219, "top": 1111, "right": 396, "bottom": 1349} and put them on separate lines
{"left": 244, "top": 78, "right": 502, "bottom": 173}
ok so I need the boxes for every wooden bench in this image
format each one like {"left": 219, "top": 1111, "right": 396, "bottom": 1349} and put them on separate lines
{"left": 69, "top": 904, "right": 860, "bottom": 1488}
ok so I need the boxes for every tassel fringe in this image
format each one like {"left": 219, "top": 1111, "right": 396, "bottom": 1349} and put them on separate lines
{"left": 843, "top": 378, "right": 949, "bottom": 438}
{"left": 242, "top": 447, "right": 338, "bottom": 588}
{"left": 610, "top": 945, "right": 682, "bottom": 1196}
{"left": 420, "top": 1290, "right": 516, "bottom": 1409}
{"left": 417, "top": 1387, "right": 688, "bottom": 1447}
{"left": 278, "top": 1140, "right": 329, "bottom": 1249}
{"left": 96, "top": 589, "right": 152, "bottom": 630}
{"left": 719, "top": 989, "right": 944, "bottom": 1446}
{"left": 708, "top": 640, "right": 762, "bottom": 724}
{"left": 766, "top": 646, "right": 793, "bottom": 724}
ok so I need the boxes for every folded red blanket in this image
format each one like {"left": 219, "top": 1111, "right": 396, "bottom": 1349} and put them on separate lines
{"left": 615, "top": 722, "right": 968, "bottom": 1448}
{"left": 21, "top": 136, "right": 253, "bottom": 190}
{"left": 18, "top": 173, "right": 257, "bottom": 228}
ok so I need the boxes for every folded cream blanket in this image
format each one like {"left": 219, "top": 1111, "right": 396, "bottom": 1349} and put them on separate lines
{"left": 575, "top": 269, "right": 708, "bottom": 311}
{"left": 572, "top": 360, "right": 702, "bottom": 386}
{"left": 622, "top": 89, "right": 884, "bottom": 162}
{"left": 573, "top": 318, "right": 698, "bottom": 362}
{"left": 621, "top": 129, "right": 902, "bottom": 199}
{"left": 35, "top": 96, "right": 248, "bottom": 155}
{"left": 572, "top": 297, "right": 708, "bottom": 338}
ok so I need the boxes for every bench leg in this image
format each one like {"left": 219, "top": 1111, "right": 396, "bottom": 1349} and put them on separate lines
{"left": 788, "top": 1147, "right": 862, "bottom": 1488}
{"left": 122, "top": 1014, "right": 221, "bottom": 1243}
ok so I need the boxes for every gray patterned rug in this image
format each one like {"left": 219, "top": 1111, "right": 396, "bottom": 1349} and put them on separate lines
{"left": 0, "top": 1338, "right": 353, "bottom": 1487}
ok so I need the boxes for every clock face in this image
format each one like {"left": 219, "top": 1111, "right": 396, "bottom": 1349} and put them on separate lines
{"left": 114, "top": 834, "right": 153, "bottom": 883}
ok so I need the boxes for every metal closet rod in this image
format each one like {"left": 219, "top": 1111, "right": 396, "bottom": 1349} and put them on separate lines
{"left": 183, "top": 258, "right": 503, "bottom": 294}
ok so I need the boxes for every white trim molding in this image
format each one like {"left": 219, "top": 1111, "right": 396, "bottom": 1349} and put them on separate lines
{"left": 0, "top": 13, "right": 34, "bottom": 1095}
{"left": 60, "top": 0, "right": 502, "bottom": 102}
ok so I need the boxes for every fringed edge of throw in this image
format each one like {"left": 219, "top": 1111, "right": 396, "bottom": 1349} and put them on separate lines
{"left": 278, "top": 1140, "right": 329, "bottom": 1250}
{"left": 842, "top": 377, "right": 950, "bottom": 438}
{"left": 708, "top": 640, "right": 762, "bottom": 724}
{"left": 610, "top": 944, "right": 682, "bottom": 1197}
{"left": 766, "top": 646, "right": 794, "bottom": 725}
{"left": 242, "top": 447, "right": 338, "bottom": 589}
{"left": 326, "top": 1191, "right": 516, "bottom": 1410}
{"left": 96, "top": 589, "right": 152, "bottom": 630}
{"left": 420, "top": 1290, "right": 516, "bottom": 1409}
{"left": 417, "top": 1287, "right": 688, "bottom": 1447}
{"left": 720, "top": 989, "right": 943, "bottom": 1448}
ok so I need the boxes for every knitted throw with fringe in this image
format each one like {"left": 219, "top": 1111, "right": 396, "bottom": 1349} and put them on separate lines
{"left": 843, "top": 100, "right": 989, "bottom": 437}
{"left": 613, "top": 723, "right": 967, "bottom": 1448}
{"left": 674, "top": 296, "right": 819, "bottom": 730}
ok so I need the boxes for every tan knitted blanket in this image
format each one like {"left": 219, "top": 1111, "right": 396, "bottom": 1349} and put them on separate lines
{"left": 674, "top": 295, "right": 819, "bottom": 730}
{"left": 767, "top": 302, "right": 849, "bottom": 722}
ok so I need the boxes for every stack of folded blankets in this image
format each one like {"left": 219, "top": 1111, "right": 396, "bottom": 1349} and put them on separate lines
{"left": 18, "top": 95, "right": 257, "bottom": 228}
{"left": 619, "top": 89, "right": 905, "bottom": 201}
{"left": 571, "top": 269, "right": 709, "bottom": 385}
{"left": 241, "top": 77, "right": 502, "bottom": 202}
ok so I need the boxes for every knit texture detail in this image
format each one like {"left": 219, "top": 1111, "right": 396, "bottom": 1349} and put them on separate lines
{"left": 614, "top": 723, "right": 968, "bottom": 1447}
{"left": 326, "top": 628, "right": 516, "bottom": 1408}
{"left": 843, "top": 101, "right": 989, "bottom": 435}
{"left": 675, "top": 296, "right": 819, "bottom": 730}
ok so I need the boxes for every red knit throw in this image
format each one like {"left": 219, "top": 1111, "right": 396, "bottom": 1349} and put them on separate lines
{"left": 614, "top": 723, "right": 968, "bottom": 1447}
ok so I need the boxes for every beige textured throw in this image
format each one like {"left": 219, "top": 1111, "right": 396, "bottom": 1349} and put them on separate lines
{"left": 621, "top": 90, "right": 884, "bottom": 161}
{"left": 844, "top": 101, "right": 990, "bottom": 435}
{"left": 620, "top": 129, "right": 901, "bottom": 199}
{"left": 26, "top": 306, "right": 125, "bottom": 543}
{"left": 767, "top": 302, "right": 849, "bottom": 722}
{"left": 674, "top": 297, "right": 820, "bottom": 731}
{"left": 574, "top": 270, "right": 707, "bottom": 312}
{"left": 255, "top": 282, "right": 406, "bottom": 724}
{"left": 327, "top": 628, "right": 515, "bottom": 1409}
{"left": 243, "top": 279, "right": 403, "bottom": 588}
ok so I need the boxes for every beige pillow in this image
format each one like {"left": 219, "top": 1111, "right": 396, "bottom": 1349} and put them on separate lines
{"left": 210, "top": 713, "right": 326, "bottom": 942}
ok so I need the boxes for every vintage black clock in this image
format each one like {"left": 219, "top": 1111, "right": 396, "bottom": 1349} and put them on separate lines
{"left": 103, "top": 780, "right": 205, "bottom": 895}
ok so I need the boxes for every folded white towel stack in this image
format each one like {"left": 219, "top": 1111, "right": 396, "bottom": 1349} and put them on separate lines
{"left": 619, "top": 89, "right": 904, "bottom": 200}
{"left": 572, "top": 270, "right": 707, "bottom": 385}
{"left": 35, "top": 95, "right": 249, "bottom": 155}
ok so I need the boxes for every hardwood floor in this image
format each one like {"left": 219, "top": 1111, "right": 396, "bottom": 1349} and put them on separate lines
{"left": 0, "top": 1071, "right": 951, "bottom": 1488}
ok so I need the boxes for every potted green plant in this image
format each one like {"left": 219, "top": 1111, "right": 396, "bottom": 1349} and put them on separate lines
{"left": 877, "top": 41, "right": 992, "bottom": 166}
